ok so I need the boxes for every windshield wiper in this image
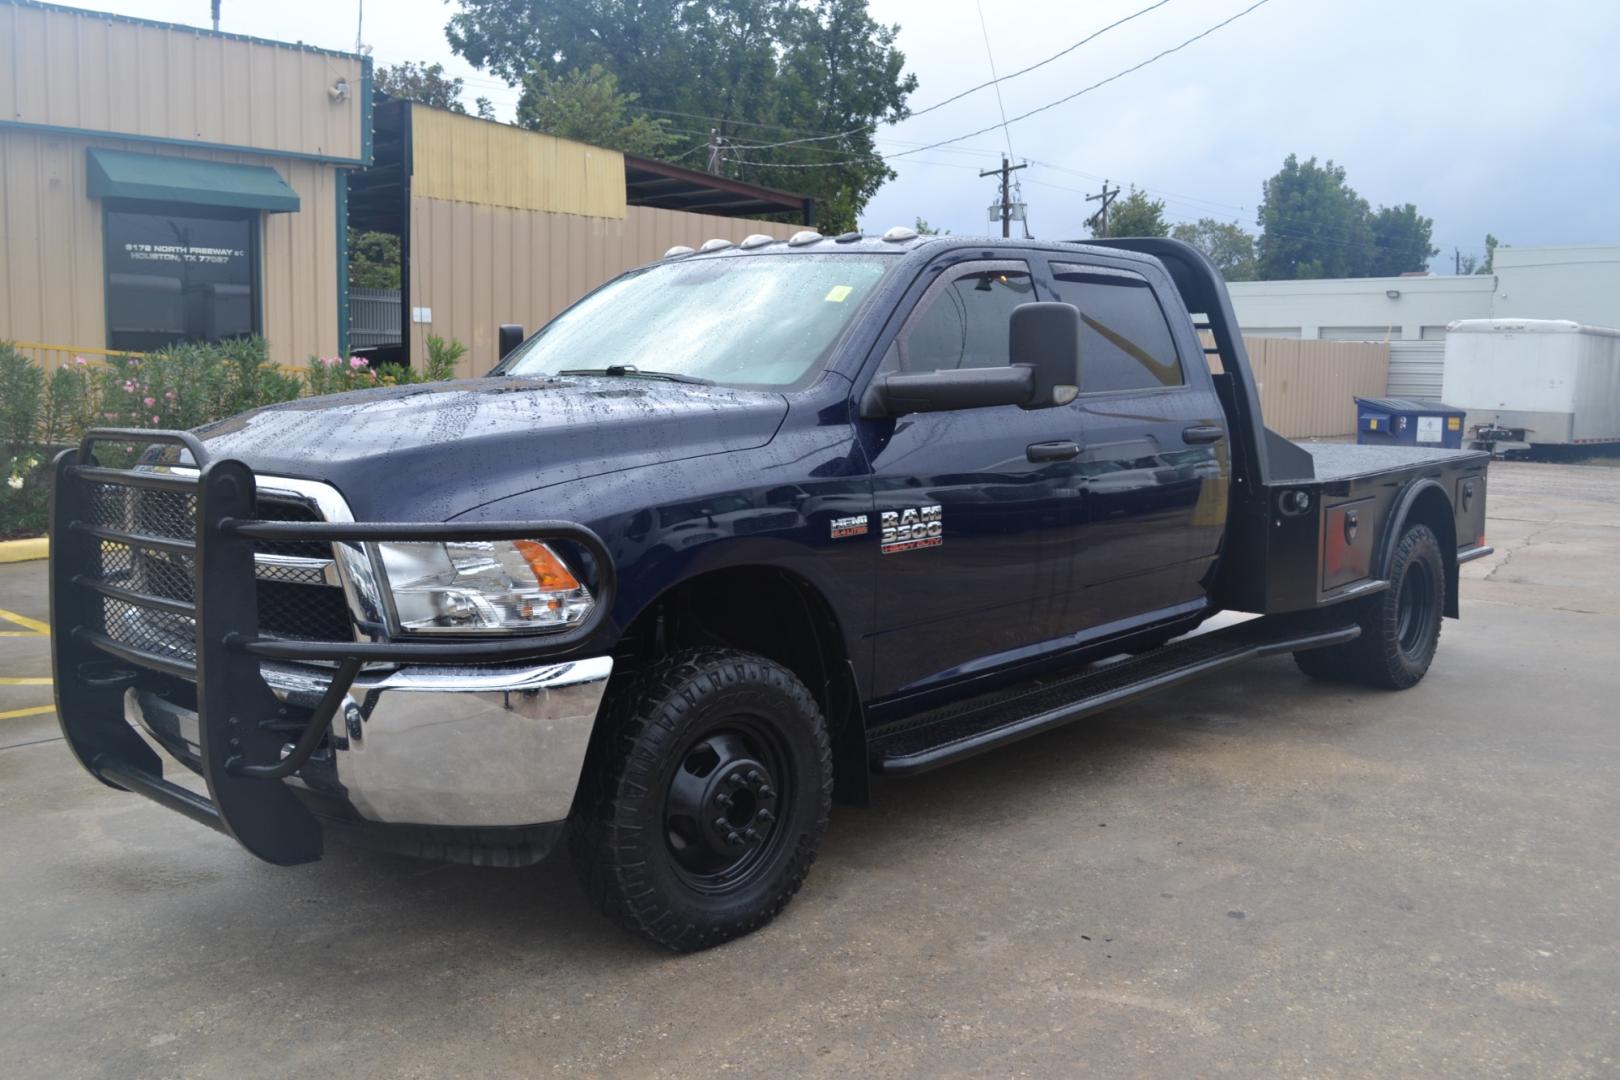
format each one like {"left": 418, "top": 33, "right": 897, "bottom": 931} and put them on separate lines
{"left": 556, "top": 365, "right": 713, "bottom": 385}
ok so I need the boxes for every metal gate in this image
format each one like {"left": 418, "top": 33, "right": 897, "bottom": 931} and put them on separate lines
{"left": 1387, "top": 340, "right": 1446, "bottom": 399}
{"left": 349, "top": 287, "right": 402, "bottom": 350}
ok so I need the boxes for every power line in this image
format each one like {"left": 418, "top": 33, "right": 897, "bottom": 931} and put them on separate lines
{"left": 890, "top": 0, "right": 1279, "bottom": 159}
{"left": 723, "top": 0, "right": 1178, "bottom": 153}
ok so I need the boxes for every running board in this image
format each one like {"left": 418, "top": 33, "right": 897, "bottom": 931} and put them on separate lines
{"left": 868, "top": 614, "right": 1360, "bottom": 775}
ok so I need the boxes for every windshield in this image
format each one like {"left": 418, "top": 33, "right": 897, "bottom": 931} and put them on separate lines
{"left": 499, "top": 253, "right": 895, "bottom": 388}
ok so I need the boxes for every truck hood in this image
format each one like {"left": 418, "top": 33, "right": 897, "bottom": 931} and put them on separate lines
{"left": 193, "top": 376, "right": 789, "bottom": 520}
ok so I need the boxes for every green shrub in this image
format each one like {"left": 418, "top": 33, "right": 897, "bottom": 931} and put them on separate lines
{"left": 0, "top": 334, "right": 469, "bottom": 537}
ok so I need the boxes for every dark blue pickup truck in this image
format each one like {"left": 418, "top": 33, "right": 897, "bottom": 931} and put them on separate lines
{"left": 50, "top": 233, "right": 1492, "bottom": 950}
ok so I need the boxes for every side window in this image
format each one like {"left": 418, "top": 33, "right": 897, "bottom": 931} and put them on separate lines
{"left": 896, "top": 264, "right": 1034, "bottom": 374}
{"left": 1048, "top": 264, "right": 1185, "bottom": 393}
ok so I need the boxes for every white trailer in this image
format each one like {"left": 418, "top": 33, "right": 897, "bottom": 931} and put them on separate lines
{"left": 1442, "top": 318, "right": 1620, "bottom": 452}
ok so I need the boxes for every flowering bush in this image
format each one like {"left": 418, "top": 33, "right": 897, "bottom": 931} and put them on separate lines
{"left": 0, "top": 334, "right": 467, "bottom": 537}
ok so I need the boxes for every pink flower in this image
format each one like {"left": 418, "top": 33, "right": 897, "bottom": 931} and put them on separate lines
{"left": 321, "top": 356, "right": 340, "bottom": 368}
{"left": 165, "top": 389, "right": 177, "bottom": 400}
{"left": 73, "top": 356, "right": 88, "bottom": 366}
{"left": 143, "top": 396, "right": 156, "bottom": 407}
{"left": 151, "top": 416, "right": 161, "bottom": 424}
{"left": 103, "top": 412, "right": 117, "bottom": 420}
{"left": 349, "top": 356, "right": 368, "bottom": 370}
{"left": 122, "top": 380, "right": 136, "bottom": 392}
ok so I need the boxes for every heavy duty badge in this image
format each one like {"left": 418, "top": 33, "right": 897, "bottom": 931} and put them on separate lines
{"left": 880, "top": 505, "right": 943, "bottom": 554}
{"left": 830, "top": 514, "right": 869, "bottom": 539}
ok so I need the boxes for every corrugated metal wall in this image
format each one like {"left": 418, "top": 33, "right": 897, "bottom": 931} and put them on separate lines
{"left": 410, "top": 108, "right": 627, "bottom": 219}
{"left": 0, "top": 128, "right": 340, "bottom": 366}
{"left": 1237, "top": 338, "right": 1390, "bottom": 438}
{"left": 0, "top": 2, "right": 366, "bottom": 163}
{"left": 408, "top": 199, "right": 801, "bottom": 377}
{"left": 1387, "top": 340, "right": 1447, "bottom": 399}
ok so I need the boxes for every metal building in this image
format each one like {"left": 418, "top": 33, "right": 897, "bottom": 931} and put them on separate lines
{"left": 0, "top": 0, "right": 370, "bottom": 370}
{"left": 0, "top": 1, "right": 814, "bottom": 379}
{"left": 348, "top": 101, "right": 814, "bottom": 377}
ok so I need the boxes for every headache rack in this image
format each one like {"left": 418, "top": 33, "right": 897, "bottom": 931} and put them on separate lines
{"left": 49, "top": 429, "right": 616, "bottom": 865}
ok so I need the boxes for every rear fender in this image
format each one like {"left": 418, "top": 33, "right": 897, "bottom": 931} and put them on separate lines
{"left": 1377, "top": 478, "right": 1459, "bottom": 618}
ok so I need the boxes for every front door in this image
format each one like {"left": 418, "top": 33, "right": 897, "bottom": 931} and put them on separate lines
{"left": 858, "top": 260, "right": 1089, "bottom": 700}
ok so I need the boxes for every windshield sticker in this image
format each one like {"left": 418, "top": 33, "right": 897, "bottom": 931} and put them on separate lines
{"left": 830, "top": 514, "right": 869, "bottom": 539}
{"left": 824, "top": 285, "right": 854, "bottom": 303}
{"left": 880, "top": 505, "right": 943, "bottom": 554}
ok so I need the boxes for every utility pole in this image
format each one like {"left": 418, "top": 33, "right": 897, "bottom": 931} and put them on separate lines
{"left": 1455, "top": 247, "right": 1462, "bottom": 276}
{"left": 706, "top": 129, "right": 722, "bottom": 176}
{"left": 980, "top": 156, "right": 1028, "bottom": 238}
{"left": 212, "top": 0, "right": 221, "bottom": 31}
{"left": 1085, "top": 180, "right": 1120, "bottom": 238}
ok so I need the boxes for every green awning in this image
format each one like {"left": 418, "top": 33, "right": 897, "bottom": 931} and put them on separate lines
{"left": 86, "top": 148, "right": 300, "bottom": 213}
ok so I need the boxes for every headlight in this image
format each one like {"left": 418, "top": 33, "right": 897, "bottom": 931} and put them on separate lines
{"left": 375, "top": 539, "right": 593, "bottom": 634}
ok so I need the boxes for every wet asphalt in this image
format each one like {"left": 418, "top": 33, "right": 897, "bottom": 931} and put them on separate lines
{"left": 1, "top": 459, "right": 1617, "bottom": 1078}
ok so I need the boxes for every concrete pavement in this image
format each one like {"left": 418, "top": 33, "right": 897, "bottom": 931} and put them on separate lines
{"left": 1, "top": 460, "right": 1617, "bottom": 1078}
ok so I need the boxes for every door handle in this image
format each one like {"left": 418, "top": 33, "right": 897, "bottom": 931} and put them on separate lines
{"left": 1182, "top": 424, "right": 1226, "bottom": 444}
{"left": 1027, "top": 440, "right": 1081, "bottom": 462}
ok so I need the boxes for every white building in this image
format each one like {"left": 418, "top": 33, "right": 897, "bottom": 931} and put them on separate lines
{"left": 1224, "top": 244, "right": 1620, "bottom": 397}
{"left": 1227, "top": 244, "right": 1620, "bottom": 340}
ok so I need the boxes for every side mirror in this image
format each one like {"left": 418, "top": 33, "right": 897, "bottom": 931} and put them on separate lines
{"left": 858, "top": 301, "right": 1084, "bottom": 419}
{"left": 859, "top": 365, "right": 1035, "bottom": 418}
{"left": 498, "top": 323, "right": 525, "bottom": 361}
{"left": 1010, "top": 302, "right": 1081, "bottom": 409}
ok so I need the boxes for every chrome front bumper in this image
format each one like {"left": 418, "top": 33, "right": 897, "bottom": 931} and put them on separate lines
{"left": 126, "top": 656, "right": 613, "bottom": 829}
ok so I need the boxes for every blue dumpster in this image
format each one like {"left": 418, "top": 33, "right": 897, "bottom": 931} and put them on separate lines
{"left": 1354, "top": 397, "right": 1466, "bottom": 449}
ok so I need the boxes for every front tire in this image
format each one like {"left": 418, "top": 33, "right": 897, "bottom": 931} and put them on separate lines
{"left": 568, "top": 648, "right": 832, "bottom": 951}
{"left": 1294, "top": 523, "right": 1446, "bottom": 689}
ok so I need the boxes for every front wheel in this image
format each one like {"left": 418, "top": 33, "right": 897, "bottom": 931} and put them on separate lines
{"left": 1294, "top": 523, "right": 1446, "bottom": 690}
{"left": 568, "top": 648, "right": 832, "bottom": 951}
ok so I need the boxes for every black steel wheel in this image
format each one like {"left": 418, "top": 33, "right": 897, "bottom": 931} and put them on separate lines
{"left": 568, "top": 648, "right": 832, "bottom": 951}
{"left": 1294, "top": 523, "right": 1446, "bottom": 689}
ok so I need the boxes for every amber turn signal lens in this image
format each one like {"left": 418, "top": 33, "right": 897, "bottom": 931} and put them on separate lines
{"left": 513, "top": 540, "right": 581, "bottom": 590}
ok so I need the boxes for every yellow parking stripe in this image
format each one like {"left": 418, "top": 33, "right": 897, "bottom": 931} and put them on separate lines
{"left": 0, "top": 705, "right": 56, "bottom": 721}
{"left": 0, "top": 607, "right": 50, "bottom": 635}
{"left": 0, "top": 677, "right": 52, "bottom": 685}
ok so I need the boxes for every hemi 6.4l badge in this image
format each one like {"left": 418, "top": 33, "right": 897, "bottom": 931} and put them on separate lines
{"left": 880, "top": 505, "right": 943, "bottom": 554}
{"left": 830, "top": 514, "right": 869, "bottom": 539}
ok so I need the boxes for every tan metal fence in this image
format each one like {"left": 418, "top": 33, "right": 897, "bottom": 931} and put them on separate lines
{"left": 1209, "top": 336, "right": 1389, "bottom": 439}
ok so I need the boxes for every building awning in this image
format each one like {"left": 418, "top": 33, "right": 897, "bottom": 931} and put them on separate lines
{"left": 86, "top": 149, "right": 301, "bottom": 213}
{"left": 623, "top": 154, "right": 812, "bottom": 223}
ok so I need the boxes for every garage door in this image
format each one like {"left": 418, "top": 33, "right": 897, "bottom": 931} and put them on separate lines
{"left": 1320, "top": 326, "right": 1399, "bottom": 341}
{"left": 1387, "top": 340, "right": 1446, "bottom": 399}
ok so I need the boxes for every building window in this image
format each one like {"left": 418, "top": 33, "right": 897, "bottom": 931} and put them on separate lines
{"left": 104, "top": 204, "right": 260, "bottom": 352}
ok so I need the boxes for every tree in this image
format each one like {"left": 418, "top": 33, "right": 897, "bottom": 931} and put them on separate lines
{"left": 445, "top": 0, "right": 917, "bottom": 232}
{"left": 1366, "top": 203, "right": 1438, "bottom": 277}
{"left": 913, "top": 217, "right": 948, "bottom": 235}
{"left": 1256, "top": 155, "right": 1370, "bottom": 279}
{"left": 1256, "top": 154, "right": 1440, "bottom": 279}
{"left": 1093, "top": 186, "right": 1167, "bottom": 238}
{"left": 347, "top": 229, "right": 399, "bottom": 289}
{"left": 375, "top": 61, "right": 469, "bottom": 113}
{"left": 518, "top": 65, "right": 678, "bottom": 157}
{"left": 1170, "top": 218, "right": 1257, "bottom": 281}
{"left": 1479, "top": 233, "right": 1499, "bottom": 275}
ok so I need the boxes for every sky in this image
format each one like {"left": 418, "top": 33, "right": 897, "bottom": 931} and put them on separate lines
{"left": 94, "top": 0, "right": 1620, "bottom": 272}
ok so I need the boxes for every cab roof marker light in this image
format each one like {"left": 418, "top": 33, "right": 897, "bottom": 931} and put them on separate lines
{"left": 788, "top": 230, "right": 823, "bottom": 246}
{"left": 740, "top": 233, "right": 776, "bottom": 250}
{"left": 881, "top": 225, "right": 919, "bottom": 243}
{"left": 699, "top": 238, "right": 734, "bottom": 253}
{"left": 663, "top": 244, "right": 696, "bottom": 259}
{"left": 833, "top": 230, "right": 863, "bottom": 244}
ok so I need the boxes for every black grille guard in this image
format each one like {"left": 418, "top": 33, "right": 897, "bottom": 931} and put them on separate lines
{"left": 49, "top": 428, "right": 617, "bottom": 865}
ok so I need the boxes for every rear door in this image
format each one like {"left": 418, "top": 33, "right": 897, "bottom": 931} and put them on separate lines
{"left": 1039, "top": 258, "right": 1229, "bottom": 634}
